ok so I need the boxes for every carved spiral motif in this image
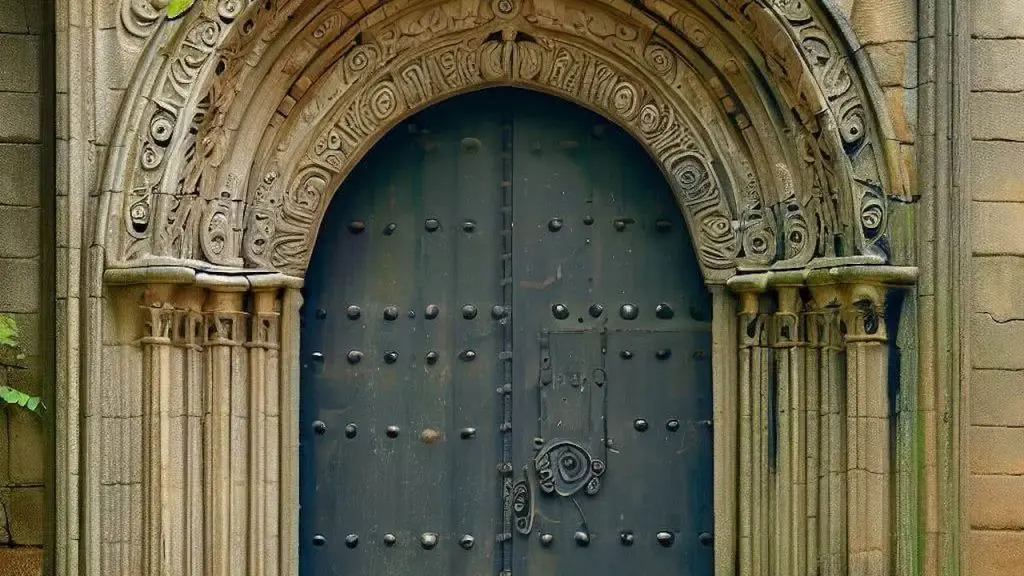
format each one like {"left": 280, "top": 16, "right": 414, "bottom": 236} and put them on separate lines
{"left": 638, "top": 103, "right": 662, "bottom": 135}
{"left": 140, "top": 142, "right": 162, "bottom": 170}
{"left": 150, "top": 112, "right": 175, "bottom": 146}
{"left": 288, "top": 168, "right": 331, "bottom": 220}
{"left": 773, "top": 0, "right": 813, "bottom": 23}
{"left": 670, "top": 154, "right": 715, "bottom": 205}
{"left": 610, "top": 82, "right": 640, "bottom": 119}
{"left": 217, "top": 0, "right": 243, "bottom": 21}
{"left": 346, "top": 45, "right": 378, "bottom": 77}
{"left": 312, "top": 13, "right": 343, "bottom": 40}
{"left": 839, "top": 103, "right": 866, "bottom": 147}
{"left": 698, "top": 212, "right": 738, "bottom": 269}
{"left": 643, "top": 43, "right": 675, "bottom": 78}
{"left": 192, "top": 20, "right": 220, "bottom": 48}
{"left": 368, "top": 82, "right": 399, "bottom": 120}
{"left": 860, "top": 195, "right": 884, "bottom": 237}
{"left": 492, "top": 0, "right": 518, "bottom": 17}
{"left": 534, "top": 440, "right": 605, "bottom": 497}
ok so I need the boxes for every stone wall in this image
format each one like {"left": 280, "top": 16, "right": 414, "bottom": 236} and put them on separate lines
{"left": 0, "top": 0, "right": 46, "bottom": 573}
{"left": 969, "top": 1, "right": 1024, "bottom": 574}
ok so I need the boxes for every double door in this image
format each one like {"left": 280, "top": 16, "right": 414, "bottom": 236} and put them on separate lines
{"left": 300, "top": 89, "right": 713, "bottom": 575}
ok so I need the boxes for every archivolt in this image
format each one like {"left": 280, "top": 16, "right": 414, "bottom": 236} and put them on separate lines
{"left": 103, "top": 0, "right": 902, "bottom": 283}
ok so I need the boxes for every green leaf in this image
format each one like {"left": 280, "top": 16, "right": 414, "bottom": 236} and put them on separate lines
{"left": 0, "top": 315, "right": 19, "bottom": 348}
{"left": 167, "top": 0, "right": 197, "bottom": 19}
{"left": 0, "top": 385, "right": 44, "bottom": 413}
{"left": 26, "top": 397, "right": 40, "bottom": 411}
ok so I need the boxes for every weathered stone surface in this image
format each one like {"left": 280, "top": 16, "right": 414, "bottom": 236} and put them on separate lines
{"left": 882, "top": 86, "right": 917, "bottom": 143}
{"left": 972, "top": 141, "right": 1024, "bottom": 202}
{"left": 0, "top": 547, "right": 43, "bottom": 576}
{"left": 971, "top": 314, "right": 1024, "bottom": 369}
{"left": 0, "top": 207, "right": 38, "bottom": 258}
{"left": 972, "top": 202, "right": 1024, "bottom": 256}
{"left": 973, "top": 256, "right": 1024, "bottom": 321}
{"left": 0, "top": 144, "right": 39, "bottom": 206}
{"left": 4, "top": 486, "right": 44, "bottom": 545}
{"left": 0, "top": 0, "right": 28, "bottom": 34}
{"left": 8, "top": 405, "right": 45, "bottom": 484}
{"left": 970, "top": 426, "right": 1024, "bottom": 474}
{"left": 971, "top": 369, "right": 1024, "bottom": 426}
{"left": 0, "top": 258, "right": 38, "bottom": 312}
{"left": 849, "top": 0, "right": 916, "bottom": 44}
{"left": 972, "top": 92, "right": 1024, "bottom": 141}
{"left": 972, "top": 0, "right": 1024, "bottom": 38}
{"left": 863, "top": 42, "right": 916, "bottom": 88}
{"left": 0, "top": 35, "right": 37, "bottom": 93}
{"left": 972, "top": 39, "right": 1024, "bottom": 92}
{"left": 970, "top": 475, "right": 1024, "bottom": 529}
{"left": 0, "top": 93, "right": 38, "bottom": 142}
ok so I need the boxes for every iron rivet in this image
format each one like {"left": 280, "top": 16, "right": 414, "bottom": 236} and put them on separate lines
{"left": 620, "top": 350, "right": 633, "bottom": 360}
{"left": 384, "top": 351, "right": 399, "bottom": 364}
{"left": 315, "top": 309, "right": 327, "bottom": 319}
{"left": 348, "top": 221, "right": 366, "bottom": 233}
{"left": 634, "top": 419, "right": 649, "bottom": 432}
{"left": 539, "top": 533, "right": 554, "bottom": 547}
{"left": 491, "top": 305, "right": 507, "bottom": 319}
{"left": 383, "top": 222, "right": 397, "bottom": 235}
{"left": 312, "top": 351, "right": 325, "bottom": 362}
{"left": 425, "top": 218, "right": 440, "bottom": 232}
{"left": 583, "top": 215, "right": 594, "bottom": 225}
{"left": 460, "top": 427, "right": 477, "bottom": 439}
{"left": 699, "top": 532, "right": 713, "bottom": 547}
{"left": 408, "top": 310, "right": 416, "bottom": 319}
{"left": 426, "top": 351, "right": 439, "bottom": 365}
{"left": 345, "top": 423, "right": 358, "bottom": 438}
{"left": 614, "top": 219, "right": 628, "bottom": 231}
{"left": 656, "top": 349, "right": 672, "bottom": 360}
{"left": 420, "top": 533, "right": 438, "bottom": 550}
{"left": 589, "top": 303, "right": 604, "bottom": 318}
{"left": 463, "top": 221, "right": 476, "bottom": 232}
{"left": 459, "top": 350, "right": 476, "bottom": 361}
{"left": 386, "top": 425, "right": 400, "bottom": 438}
{"left": 313, "top": 420, "right": 327, "bottom": 435}
{"left": 459, "top": 535, "right": 475, "bottom": 550}
{"left": 657, "top": 532, "right": 675, "bottom": 546}
{"left": 462, "top": 304, "right": 478, "bottom": 319}
{"left": 693, "top": 350, "right": 706, "bottom": 360}
{"left": 312, "top": 534, "right": 326, "bottom": 547}
{"left": 666, "top": 419, "right": 680, "bottom": 432}
{"left": 383, "top": 533, "right": 397, "bottom": 547}
{"left": 497, "top": 462, "right": 513, "bottom": 475}
{"left": 461, "top": 137, "right": 481, "bottom": 151}
{"left": 655, "top": 303, "right": 675, "bottom": 319}
{"left": 383, "top": 306, "right": 399, "bottom": 321}
{"left": 702, "top": 420, "right": 713, "bottom": 429}
{"left": 552, "top": 304, "right": 570, "bottom": 320}
{"left": 605, "top": 438, "right": 615, "bottom": 448}
{"left": 655, "top": 219, "right": 672, "bottom": 232}
{"left": 574, "top": 531, "right": 590, "bottom": 547}
{"left": 346, "top": 305, "right": 361, "bottom": 319}
{"left": 620, "top": 531, "right": 635, "bottom": 546}
{"left": 345, "top": 534, "right": 359, "bottom": 548}
{"left": 346, "top": 350, "right": 363, "bottom": 364}
{"left": 425, "top": 304, "right": 440, "bottom": 319}
{"left": 620, "top": 304, "right": 639, "bottom": 320}
{"left": 533, "top": 437, "right": 545, "bottom": 447}
{"left": 548, "top": 218, "right": 563, "bottom": 232}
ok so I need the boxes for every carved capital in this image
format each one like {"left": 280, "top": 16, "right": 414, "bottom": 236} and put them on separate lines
{"left": 841, "top": 283, "right": 888, "bottom": 343}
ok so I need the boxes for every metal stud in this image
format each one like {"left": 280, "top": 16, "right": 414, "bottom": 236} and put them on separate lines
{"left": 315, "top": 309, "right": 328, "bottom": 319}
{"left": 383, "top": 533, "right": 397, "bottom": 547}
{"left": 345, "top": 423, "right": 358, "bottom": 438}
{"left": 588, "top": 303, "right": 604, "bottom": 318}
{"left": 491, "top": 305, "right": 508, "bottom": 320}
{"left": 462, "top": 304, "right": 478, "bottom": 319}
{"left": 655, "top": 303, "right": 675, "bottom": 319}
{"left": 614, "top": 219, "right": 629, "bottom": 231}
{"left": 408, "top": 309, "right": 416, "bottom": 318}
{"left": 699, "top": 532, "right": 714, "bottom": 547}
{"left": 657, "top": 532, "right": 675, "bottom": 546}
{"left": 666, "top": 419, "right": 680, "bottom": 432}
{"left": 552, "top": 304, "right": 570, "bottom": 320}
{"left": 462, "top": 221, "right": 476, "bottom": 232}
{"left": 345, "top": 534, "right": 359, "bottom": 548}
{"left": 312, "top": 534, "right": 326, "bottom": 547}
{"left": 459, "top": 350, "right": 476, "bottom": 361}
{"left": 620, "top": 304, "right": 639, "bottom": 320}
{"left": 384, "top": 351, "right": 399, "bottom": 364}
{"left": 383, "top": 306, "right": 399, "bottom": 321}
{"left": 311, "top": 351, "right": 324, "bottom": 362}
{"left": 386, "top": 425, "right": 400, "bottom": 438}
{"left": 693, "top": 350, "right": 706, "bottom": 360}
{"left": 620, "top": 531, "right": 635, "bottom": 546}
{"left": 425, "top": 218, "right": 440, "bottom": 232}
{"left": 313, "top": 420, "right": 327, "bottom": 435}
{"left": 348, "top": 221, "right": 366, "bottom": 233}
{"left": 583, "top": 215, "right": 594, "bottom": 225}
{"left": 384, "top": 222, "right": 397, "bottom": 235}
{"left": 548, "top": 218, "right": 563, "bottom": 232}
{"left": 459, "top": 535, "right": 475, "bottom": 550}
{"left": 426, "top": 351, "right": 439, "bottom": 365}
{"left": 425, "top": 304, "right": 440, "bottom": 319}
{"left": 346, "top": 305, "right": 361, "bottom": 319}
{"left": 655, "top": 219, "right": 672, "bottom": 232}
{"left": 420, "top": 533, "right": 438, "bottom": 550}
{"left": 346, "top": 350, "right": 363, "bottom": 364}
{"left": 574, "top": 531, "right": 590, "bottom": 547}
{"left": 460, "top": 427, "right": 477, "bottom": 439}
{"left": 656, "top": 349, "right": 672, "bottom": 360}
{"left": 539, "top": 533, "right": 554, "bottom": 547}
{"left": 634, "top": 419, "right": 649, "bottom": 432}
{"left": 620, "top": 350, "right": 633, "bottom": 360}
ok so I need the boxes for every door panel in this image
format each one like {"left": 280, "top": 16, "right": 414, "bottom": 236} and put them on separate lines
{"left": 300, "top": 89, "right": 713, "bottom": 575}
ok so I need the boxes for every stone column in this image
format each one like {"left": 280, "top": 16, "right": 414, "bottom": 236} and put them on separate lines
{"left": 737, "top": 291, "right": 770, "bottom": 576}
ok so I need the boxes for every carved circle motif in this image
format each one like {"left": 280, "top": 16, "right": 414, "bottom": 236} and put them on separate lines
{"left": 643, "top": 43, "right": 675, "bottom": 78}
{"left": 610, "top": 82, "right": 641, "bottom": 119}
{"left": 217, "top": 0, "right": 243, "bottom": 21}
{"left": 368, "top": 82, "right": 399, "bottom": 120}
{"left": 534, "top": 440, "right": 606, "bottom": 497}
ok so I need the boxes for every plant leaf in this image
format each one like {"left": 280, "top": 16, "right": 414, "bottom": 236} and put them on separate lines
{"left": 26, "top": 397, "right": 40, "bottom": 411}
{"left": 0, "top": 385, "right": 44, "bottom": 413}
{"left": 0, "top": 315, "right": 19, "bottom": 347}
{"left": 167, "top": 0, "right": 197, "bottom": 19}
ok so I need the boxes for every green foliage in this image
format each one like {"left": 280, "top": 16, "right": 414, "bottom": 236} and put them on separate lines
{"left": 0, "top": 315, "right": 45, "bottom": 415}
{"left": 167, "top": 0, "right": 198, "bottom": 19}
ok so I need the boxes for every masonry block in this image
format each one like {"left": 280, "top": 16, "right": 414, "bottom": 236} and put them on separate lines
{"left": 971, "top": 313, "right": 1024, "bottom": 369}
{"left": 971, "top": 369, "right": 1024, "bottom": 426}
{"left": 972, "top": 141, "right": 1024, "bottom": 202}
{"left": 0, "top": 258, "right": 38, "bottom": 312}
{"left": 972, "top": 256, "right": 1024, "bottom": 321}
{"left": 0, "top": 547, "right": 43, "bottom": 576}
{"left": 973, "top": 0, "right": 1024, "bottom": 38}
{"left": 970, "top": 530, "right": 1024, "bottom": 576}
{"left": 972, "top": 202, "right": 1024, "bottom": 256}
{"left": 970, "top": 475, "right": 1024, "bottom": 529}
{"left": 972, "top": 39, "right": 1024, "bottom": 92}
{"left": 0, "top": 0, "right": 29, "bottom": 34}
{"left": 970, "top": 426, "right": 1024, "bottom": 475}
{"left": 863, "top": 42, "right": 916, "bottom": 88}
{"left": 849, "top": 0, "right": 916, "bottom": 44}
{"left": 0, "top": 207, "right": 38, "bottom": 258}
{"left": 4, "top": 486, "right": 44, "bottom": 545}
{"left": 8, "top": 403, "right": 45, "bottom": 484}
{"left": 0, "top": 35, "right": 38, "bottom": 93}
{"left": 972, "top": 92, "right": 1024, "bottom": 141}
{"left": 0, "top": 92, "right": 38, "bottom": 143}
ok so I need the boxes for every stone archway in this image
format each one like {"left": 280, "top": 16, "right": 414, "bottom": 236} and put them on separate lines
{"left": 73, "top": 1, "right": 917, "bottom": 575}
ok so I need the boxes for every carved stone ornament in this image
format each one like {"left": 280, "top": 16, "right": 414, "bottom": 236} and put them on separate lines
{"left": 101, "top": 0, "right": 898, "bottom": 284}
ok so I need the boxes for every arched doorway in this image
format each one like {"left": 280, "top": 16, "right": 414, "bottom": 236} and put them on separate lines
{"left": 300, "top": 89, "right": 714, "bottom": 574}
